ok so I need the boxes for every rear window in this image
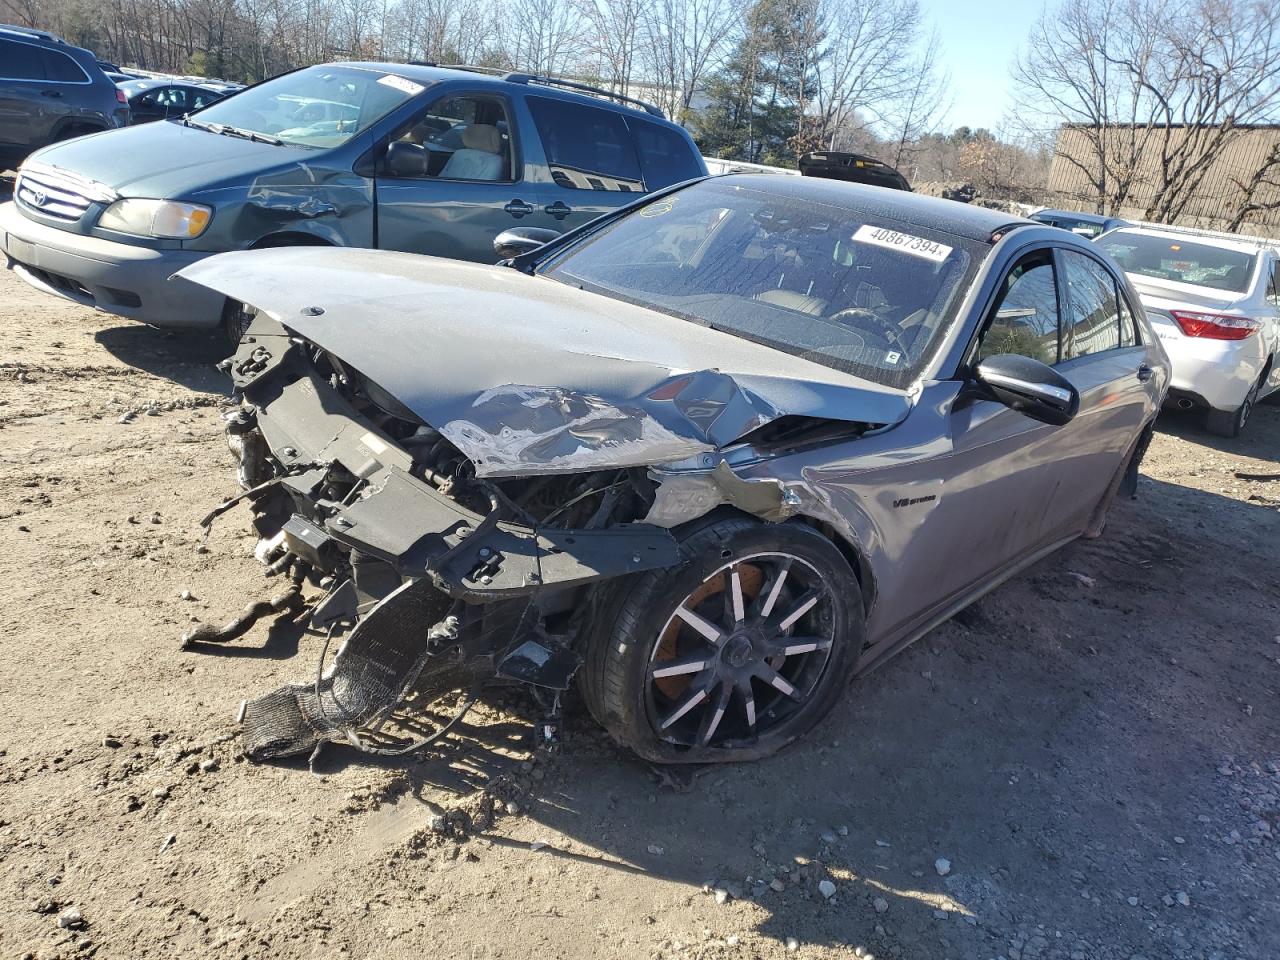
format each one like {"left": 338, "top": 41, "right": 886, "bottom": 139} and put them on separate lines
{"left": 628, "top": 116, "right": 702, "bottom": 189}
{"left": 0, "top": 38, "right": 45, "bottom": 80}
{"left": 527, "top": 96, "right": 643, "bottom": 192}
{"left": 1097, "top": 231, "right": 1257, "bottom": 293}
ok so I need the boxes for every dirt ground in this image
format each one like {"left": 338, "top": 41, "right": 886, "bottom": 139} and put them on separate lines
{"left": 0, "top": 260, "right": 1278, "bottom": 960}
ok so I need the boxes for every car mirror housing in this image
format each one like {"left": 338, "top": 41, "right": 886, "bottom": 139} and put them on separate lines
{"left": 493, "top": 227, "right": 561, "bottom": 261}
{"left": 973, "top": 354, "right": 1080, "bottom": 426}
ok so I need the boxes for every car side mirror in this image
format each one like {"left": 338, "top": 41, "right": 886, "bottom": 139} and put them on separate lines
{"left": 493, "top": 227, "right": 561, "bottom": 261}
{"left": 973, "top": 354, "right": 1080, "bottom": 426}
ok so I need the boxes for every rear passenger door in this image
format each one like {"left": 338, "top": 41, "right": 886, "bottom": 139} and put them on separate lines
{"left": 0, "top": 37, "right": 53, "bottom": 156}
{"left": 524, "top": 95, "right": 646, "bottom": 231}
{"left": 524, "top": 97, "right": 702, "bottom": 234}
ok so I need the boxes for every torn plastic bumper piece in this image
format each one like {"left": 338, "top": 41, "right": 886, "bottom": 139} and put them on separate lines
{"left": 240, "top": 579, "right": 455, "bottom": 760}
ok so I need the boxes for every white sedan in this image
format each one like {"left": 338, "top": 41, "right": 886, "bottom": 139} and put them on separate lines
{"left": 1096, "top": 225, "right": 1280, "bottom": 436}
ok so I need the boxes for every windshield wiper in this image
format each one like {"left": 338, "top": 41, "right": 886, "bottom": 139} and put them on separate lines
{"left": 213, "top": 124, "right": 284, "bottom": 146}
{"left": 175, "top": 116, "right": 282, "bottom": 145}
{"left": 177, "top": 117, "right": 220, "bottom": 133}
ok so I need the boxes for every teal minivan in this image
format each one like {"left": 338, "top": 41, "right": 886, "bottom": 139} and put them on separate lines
{"left": 0, "top": 62, "right": 705, "bottom": 338}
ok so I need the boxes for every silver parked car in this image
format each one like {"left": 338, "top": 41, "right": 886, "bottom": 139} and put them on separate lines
{"left": 181, "top": 175, "right": 1168, "bottom": 764}
{"left": 1095, "top": 224, "right": 1280, "bottom": 437}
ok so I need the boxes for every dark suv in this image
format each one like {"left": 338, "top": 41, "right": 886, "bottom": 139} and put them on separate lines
{"left": 0, "top": 24, "right": 129, "bottom": 169}
{"left": 0, "top": 62, "right": 705, "bottom": 335}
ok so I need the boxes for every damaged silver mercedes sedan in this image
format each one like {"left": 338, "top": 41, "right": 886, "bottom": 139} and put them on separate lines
{"left": 180, "top": 175, "right": 1169, "bottom": 763}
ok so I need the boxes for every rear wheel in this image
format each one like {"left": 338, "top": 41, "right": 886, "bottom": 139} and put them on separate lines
{"left": 580, "top": 517, "right": 863, "bottom": 763}
{"left": 1205, "top": 371, "right": 1263, "bottom": 438}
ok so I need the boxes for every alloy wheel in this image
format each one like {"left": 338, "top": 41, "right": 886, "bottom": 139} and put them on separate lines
{"left": 645, "top": 552, "right": 837, "bottom": 748}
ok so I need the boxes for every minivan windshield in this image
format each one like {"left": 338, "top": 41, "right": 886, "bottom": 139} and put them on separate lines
{"left": 190, "top": 65, "right": 427, "bottom": 149}
{"left": 543, "top": 179, "right": 979, "bottom": 388}
{"left": 1096, "top": 230, "right": 1257, "bottom": 293}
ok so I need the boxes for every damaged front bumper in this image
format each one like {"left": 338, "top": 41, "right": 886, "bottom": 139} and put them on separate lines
{"left": 203, "top": 317, "right": 685, "bottom": 759}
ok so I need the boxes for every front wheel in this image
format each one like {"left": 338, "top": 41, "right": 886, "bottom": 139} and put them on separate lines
{"left": 580, "top": 517, "right": 864, "bottom": 764}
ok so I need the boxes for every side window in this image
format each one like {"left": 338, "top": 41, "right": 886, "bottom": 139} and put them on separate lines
{"left": 1060, "top": 250, "right": 1122, "bottom": 360}
{"left": 526, "top": 96, "right": 643, "bottom": 192}
{"left": 386, "top": 95, "right": 513, "bottom": 182}
{"left": 1117, "top": 288, "right": 1137, "bottom": 347}
{"left": 164, "top": 88, "right": 190, "bottom": 112}
{"left": 626, "top": 116, "right": 702, "bottom": 189}
{"left": 1268, "top": 260, "right": 1280, "bottom": 307}
{"left": 134, "top": 91, "right": 161, "bottom": 109}
{"left": 0, "top": 39, "right": 46, "bottom": 80}
{"left": 191, "top": 91, "right": 217, "bottom": 109}
{"left": 976, "top": 251, "right": 1060, "bottom": 366}
{"left": 41, "top": 50, "right": 87, "bottom": 83}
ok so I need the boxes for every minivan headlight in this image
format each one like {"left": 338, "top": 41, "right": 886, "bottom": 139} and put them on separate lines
{"left": 98, "top": 199, "right": 212, "bottom": 239}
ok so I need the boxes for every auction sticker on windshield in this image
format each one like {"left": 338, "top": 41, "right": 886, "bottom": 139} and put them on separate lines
{"left": 378, "top": 74, "right": 424, "bottom": 96}
{"left": 853, "top": 224, "right": 952, "bottom": 263}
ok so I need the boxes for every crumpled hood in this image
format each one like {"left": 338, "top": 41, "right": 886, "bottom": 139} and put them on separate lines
{"left": 28, "top": 121, "right": 313, "bottom": 199}
{"left": 180, "top": 247, "right": 913, "bottom": 476}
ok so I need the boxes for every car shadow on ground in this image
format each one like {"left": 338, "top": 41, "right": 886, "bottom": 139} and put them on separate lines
{"left": 94, "top": 323, "right": 231, "bottom": 394}
{"left": 1154, "top": 395, "right": 1280, "bottom": 458}
{"left": 287, "top": 473, "right": 1280, "bottom": 957}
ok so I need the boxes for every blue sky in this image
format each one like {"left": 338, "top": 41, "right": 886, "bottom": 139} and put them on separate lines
{"left": 918, "top": 0, "right": 1046, "bottom": 132}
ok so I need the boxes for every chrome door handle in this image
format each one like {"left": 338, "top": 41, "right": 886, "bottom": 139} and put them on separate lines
{"left": 503, "top": 199, "right": 534, "bottom": 219}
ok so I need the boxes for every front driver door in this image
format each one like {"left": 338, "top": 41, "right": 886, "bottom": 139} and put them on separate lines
{"left": 847, "top": 248, "right": 1096, "bottom": 646}
{"left": 374, "top": 92, "right": 560, "bottom": 262}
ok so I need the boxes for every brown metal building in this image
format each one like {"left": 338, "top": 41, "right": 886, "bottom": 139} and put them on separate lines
{"left": 1047, "top": 124, "right": 1280, "bottom": 237}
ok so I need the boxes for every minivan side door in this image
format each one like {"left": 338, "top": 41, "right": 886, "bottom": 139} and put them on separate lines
{"left": 373, "top": 90, "right": 561, "bottom": 261}
{"left": 523, "top": 96, "right": 702, "bottom": 234}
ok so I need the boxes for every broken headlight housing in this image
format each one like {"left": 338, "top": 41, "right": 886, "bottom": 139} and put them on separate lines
{"left": 98, "top": 198, "right": 212, "bottom": 239}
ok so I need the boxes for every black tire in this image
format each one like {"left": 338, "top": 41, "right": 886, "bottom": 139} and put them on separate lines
{"left": 221, "top": 299, "right": 257, "bottom": 345}
{"left": 1205, "top": 371, "right": 1262, "bottom": 438}
{"left": 579, "top": 516, "right": 864, "bottom": 764}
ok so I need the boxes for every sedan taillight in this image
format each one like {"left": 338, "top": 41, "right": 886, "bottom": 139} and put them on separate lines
{"left": 1169, "top": 310, "right": 1261, "bottom": 341}
{"left": 116, "top": 88, "right": 128, "bottom": 104}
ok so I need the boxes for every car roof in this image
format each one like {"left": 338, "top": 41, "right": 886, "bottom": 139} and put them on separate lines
{"left": 119, "top": 77, "right": 222, "bottom": 94}
{"left": 1031, "top": 209, "right": 1118, "bottom": 224}
{"left": 0, "top": 22, "right": 62, "bottom": 42}
{"left": 0, "top": 23, "right": 96, "bottom": 60}
{"left": 332, "top": 61, "right": 673, "bottom": 122}
{"left": 714, "top": 174, "right": 1030, "bottom": 242}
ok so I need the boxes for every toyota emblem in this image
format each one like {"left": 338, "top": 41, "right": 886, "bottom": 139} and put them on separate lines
{"left": 29, "top": 188, "right": 47, "bottom": 207}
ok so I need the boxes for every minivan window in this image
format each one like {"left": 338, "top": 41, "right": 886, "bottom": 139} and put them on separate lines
{"left": 0, "top": 39, "right": 45, "bottom": 80}
{"left": 628, "top": 116, "right": 701, "bottom": 189}
{"left": 191, "top": 65, "right": 427, "bottom": 149}
{"left": 526, "top": 96, "right": 643, "bottom": 191}
{"left": 1096, "top": 230, "right": 1256, "bottom": 293}
{"left": 41, "top": 49, "right": 88, "bottom": 83}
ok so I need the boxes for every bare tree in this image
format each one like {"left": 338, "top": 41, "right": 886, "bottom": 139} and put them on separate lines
{"left": 1013, "top": 0, "right": 1280, "bottom": 221}
{"left": 639, "top": 0, "right": 738, "bottom": 120}
{"left": 882, "top": 27, "right": 951, "bottom": 169}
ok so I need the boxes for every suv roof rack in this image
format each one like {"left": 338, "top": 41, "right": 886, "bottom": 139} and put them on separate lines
{"left": 0, "top": 22, "right": 63, "bottom": 42}
{"left": 1124, "top": 219, "right": 1279, "bottom": 250}
{"left": 410, "top": 62, "right": 665, "bottom": 118}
